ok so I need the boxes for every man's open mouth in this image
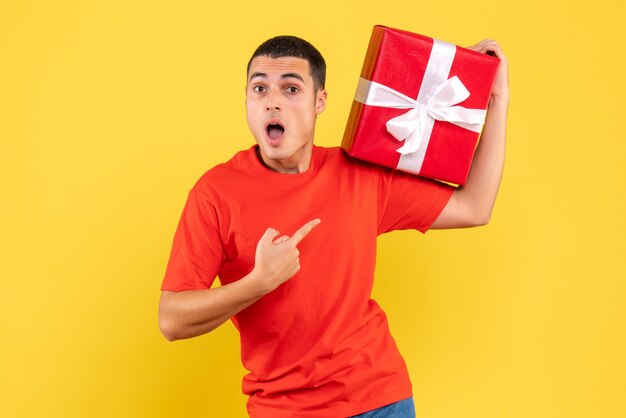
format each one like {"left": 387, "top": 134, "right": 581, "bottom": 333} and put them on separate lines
{"left": 266, "top": 121, "right": 285, "bottom": 141}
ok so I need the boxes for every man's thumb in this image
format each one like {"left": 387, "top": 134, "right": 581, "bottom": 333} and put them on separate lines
{"left": 260, "top": 227, "right": 280, "bottom": 245}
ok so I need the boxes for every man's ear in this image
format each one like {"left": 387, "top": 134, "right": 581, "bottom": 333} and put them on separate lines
{"left": 315, "top": 89, "right": 327, "bottom": 115}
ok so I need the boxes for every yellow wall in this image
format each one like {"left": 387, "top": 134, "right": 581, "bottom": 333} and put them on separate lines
{"left": 1, "top": 1, "right": 625, "bottom": 417}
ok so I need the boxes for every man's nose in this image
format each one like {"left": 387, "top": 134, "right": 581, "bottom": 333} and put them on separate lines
{"left": 265, "top": 89, "right": 281, "bottom": 111}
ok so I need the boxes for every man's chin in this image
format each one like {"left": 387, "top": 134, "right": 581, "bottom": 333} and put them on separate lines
{"left": 258, "top": 146, "right": 289, "bottom": 163}
{"left": 256, "top": 144, "right": 307, "bottom": 172}
{"left": 255, "top": 137, "right": 313, "bottom": 166}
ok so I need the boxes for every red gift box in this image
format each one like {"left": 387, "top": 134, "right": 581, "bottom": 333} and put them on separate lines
{"left": 341, "top": 25, "right": 500, "bottom": 186}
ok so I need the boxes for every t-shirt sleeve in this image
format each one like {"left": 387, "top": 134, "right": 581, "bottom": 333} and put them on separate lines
{"left": 377, "top": 167, "right": 455, "bottom": 235}
{"left": 161, "top": 187, "right": 224, "bottom": 292}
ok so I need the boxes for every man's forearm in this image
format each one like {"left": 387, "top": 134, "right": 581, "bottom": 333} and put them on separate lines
{"left": 159, "top": 221, "right": 321, "bottom": 341}
{"left": 158, "top": 271, "right": 266, "bottom": 341}
{"left": 459, "top": 95, "right": 509, "bottom": 224}
{"left": 430, "top": 39, "right": 509, "bottom": 230}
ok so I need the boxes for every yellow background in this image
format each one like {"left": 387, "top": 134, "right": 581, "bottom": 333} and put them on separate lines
{"left": 1, "top": 1, "right": 625, "bottom": 417}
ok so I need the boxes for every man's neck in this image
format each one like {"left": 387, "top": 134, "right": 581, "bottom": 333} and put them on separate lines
{"left": 255, "top": 145, "right": 313, "bottom": 174}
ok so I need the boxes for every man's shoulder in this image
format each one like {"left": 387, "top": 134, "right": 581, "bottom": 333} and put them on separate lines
{"left": 319, "top": 145, "right": 389, "bottom": 175}
{"left": 191, "top": 146, "right": 256, "bottom": 193}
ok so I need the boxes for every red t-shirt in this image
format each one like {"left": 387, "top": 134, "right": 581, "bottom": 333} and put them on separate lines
{"left": 161, "top": 145, "right": 454, "bottom": 417}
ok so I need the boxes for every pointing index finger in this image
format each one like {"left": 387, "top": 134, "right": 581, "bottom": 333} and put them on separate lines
{"left": 289, "top": 218, "right": 321, "bottom": 246}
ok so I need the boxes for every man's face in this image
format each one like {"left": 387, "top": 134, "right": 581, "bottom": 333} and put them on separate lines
{"left": 245, "top": 56, "right": 327, "bottom": 173}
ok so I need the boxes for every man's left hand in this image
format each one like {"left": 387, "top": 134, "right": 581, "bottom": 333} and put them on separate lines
{"left": 466, "top": 39, "right": 509, "bottom": 102}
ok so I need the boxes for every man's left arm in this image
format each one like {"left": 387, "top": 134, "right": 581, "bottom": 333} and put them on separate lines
{"left": 431, "top": 39, "right": 510, "bottom": 229}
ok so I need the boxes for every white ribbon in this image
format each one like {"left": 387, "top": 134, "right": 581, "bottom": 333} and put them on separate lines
{"left": 353, "top": 39, "right": 488, "bottom": 173}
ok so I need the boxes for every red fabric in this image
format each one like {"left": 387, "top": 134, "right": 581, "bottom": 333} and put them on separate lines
{"left": 161, "top": 145, "right": 454, "bottom": 417}
{"left": 342, "top": 25, "right": 500, "bottom": 186}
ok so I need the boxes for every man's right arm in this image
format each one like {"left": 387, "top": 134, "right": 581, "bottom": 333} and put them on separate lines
{"left": 158, "top": 219, "right": 321, "bottom": 341}
{"left": 158, "top": 269, "right": 267, "bottom": 341}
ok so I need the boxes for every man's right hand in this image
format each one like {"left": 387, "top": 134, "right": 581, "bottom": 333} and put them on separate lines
{"left": 251, "top": 218, "right": 321, "bottom": 295}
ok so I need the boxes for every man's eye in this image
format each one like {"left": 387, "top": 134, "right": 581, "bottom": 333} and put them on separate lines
{"left": 253, "top": 86, "right": 266, "bottom": 92}
{"left": 286, "top": 86, "right": 299, "bottom": 94}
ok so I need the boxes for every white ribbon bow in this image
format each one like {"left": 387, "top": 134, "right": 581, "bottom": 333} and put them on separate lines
{"left": 355, "top": 76, "right": 487, "bottom": 154}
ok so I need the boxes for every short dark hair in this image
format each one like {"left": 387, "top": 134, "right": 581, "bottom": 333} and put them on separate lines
{"left": 247, "top": 35, "right": 326, "bottom": 90}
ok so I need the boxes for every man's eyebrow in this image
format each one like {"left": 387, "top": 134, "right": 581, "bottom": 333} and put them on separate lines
{"left": 249, "top": 72, "right": 267, "bottom": 81}
{"left": 249, "top": 72, "right": 305, "bottom": 83}
{"left": 280, "top": 73, "right": 305, "bottom": 83}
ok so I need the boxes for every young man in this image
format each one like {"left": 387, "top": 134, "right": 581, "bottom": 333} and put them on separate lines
{"left": 159, "top": 35, "right": 509, "bottom": 417}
